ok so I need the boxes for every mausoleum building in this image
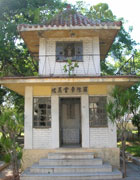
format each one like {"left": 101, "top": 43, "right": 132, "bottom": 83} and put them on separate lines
{"left": 0, "top": 6, "right": 139, "bottom": 180}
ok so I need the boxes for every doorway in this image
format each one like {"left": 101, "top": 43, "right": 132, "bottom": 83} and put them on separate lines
{"left": 59, "top": 98, "right": 81, "bottom": 147}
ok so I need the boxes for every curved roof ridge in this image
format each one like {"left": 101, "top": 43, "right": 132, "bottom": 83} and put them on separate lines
{"left": 44, "top": 8, "right": 100, "bottom": 27}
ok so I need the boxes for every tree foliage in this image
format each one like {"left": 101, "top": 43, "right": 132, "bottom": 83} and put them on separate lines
{"left": 87, "top": 3, "right": 115, "bottom": 21}
{"left": 106, "top": 86, "right": 133, "bottom": 177}
{"left": 129, "top": 83, "right": 140, "bottom": 137}
{"left": 106, "top": 85, "right": 140, "bottom": 177}
{"left": 0, "top": 86, "right": 7, "bottom": 113}
{"left": 63, "top": 59, "right": 79, "bottom": 76}
{"left": 132, "top": 114, "right": 140, "bottom": 137}
{"left": 0, "top": 0, "right": 67, "bottom": 112}
{"left": 0, "top": 0, "right": 66, "bottom": 77}
{"left": 107, "top": 87, "right": 132, "bottom": 125}
{"left": 0, "top": 108, "right": 23, "bottom": 180}
{"left": 85, "top": 3, "right": 137, "bottom": 75}
{"left": 89, "top": 3, "right": 136, "bottom": 56}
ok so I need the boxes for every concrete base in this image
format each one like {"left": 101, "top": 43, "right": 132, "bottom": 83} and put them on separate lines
{"left": 21, "top": 152, "right": 122, "bottom": 180}
{"left": 22, "top": 148, "right": 120, "bottom": 170}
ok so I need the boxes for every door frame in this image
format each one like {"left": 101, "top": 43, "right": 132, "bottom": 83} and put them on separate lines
{"left": 51, "top": 94, "right": 89, "bottom": 148}
{"left": 59, "top": 96, "right": 81, "bottom": 147}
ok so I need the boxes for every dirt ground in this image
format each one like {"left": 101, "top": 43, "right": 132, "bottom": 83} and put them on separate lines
{"left": 0, "top": 165, "right": 13, "bottom": 180}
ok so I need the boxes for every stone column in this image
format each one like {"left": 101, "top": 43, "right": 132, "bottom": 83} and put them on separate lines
{"left": 107, "top": 85, "right": 117, "bottom": 148}
{"left": 24, "top": 86, "right": 33, "bottom": 149}
{"left": 51, "top": 95, "right": 60, "bottom": 148}
{"left": 81, "top": 95, "right": 90, "bottom": 148}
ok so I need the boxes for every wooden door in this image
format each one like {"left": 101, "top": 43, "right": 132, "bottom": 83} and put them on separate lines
{"left": 60, "top": 98, "right": 81, "bottom": 146}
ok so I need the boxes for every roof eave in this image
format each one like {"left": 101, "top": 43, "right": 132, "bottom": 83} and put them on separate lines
{"left": 0, "top": 76, "right": 139, "bottom": 96}
{"left": 17, "top": 25, "right": 121, "bottom": 32}
{"left": 0, "top": 76, "right": 139, "bottom": 83}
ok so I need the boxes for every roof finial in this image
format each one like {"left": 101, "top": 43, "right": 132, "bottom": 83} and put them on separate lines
{"left": 67, "top": 4, "right": 71, "bottom": 9}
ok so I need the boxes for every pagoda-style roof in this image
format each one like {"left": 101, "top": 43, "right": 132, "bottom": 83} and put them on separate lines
{"left": 17, "top": 6, "right": 122, "bottom": 60}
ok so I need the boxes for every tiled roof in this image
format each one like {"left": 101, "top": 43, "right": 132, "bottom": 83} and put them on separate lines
{"left": 17, "top": 6, "right": 122, "bottom": 31}
{"left": 44, "top": 7, "right": 121, "bottom": 27}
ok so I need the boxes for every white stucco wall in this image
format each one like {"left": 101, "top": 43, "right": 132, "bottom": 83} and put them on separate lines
{"left": 32, "top": 128, "right": 52, "bottom": 149}
{"left": 89, "top": 121, "right": 117, "bottom": 148}
{"left": 39, "top": 37, "right": 100, "bottom": 76}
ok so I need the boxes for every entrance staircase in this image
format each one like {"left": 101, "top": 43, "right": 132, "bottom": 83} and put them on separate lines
{"left": 20, "top": 152, "right": 122, "bottom": 180}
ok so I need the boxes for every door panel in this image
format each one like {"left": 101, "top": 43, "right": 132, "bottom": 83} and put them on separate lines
{"left": 60, "top": 98, "right": 81, "bottom": 145}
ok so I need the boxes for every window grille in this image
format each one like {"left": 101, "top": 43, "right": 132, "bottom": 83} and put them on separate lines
{"left": 89, "top": 96, "right": 107, "bottom": 127}
{"left": 56, "top": 42, "right": 83, "bottom": 61}
{"left": 33, "top": 97, "right": 51, "bottom": 128}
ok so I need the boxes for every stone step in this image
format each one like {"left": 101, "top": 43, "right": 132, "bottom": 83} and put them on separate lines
{"left": 48, "top": 152, "right": 94, "bottom": 159}
{"left": 39, "top": 158, "right": 102, "bottom": 166}
{"left": 21, "top": 169, "right": 122, "bottom": 180}
{"left": 30, "top": 162, "right": 112, "bottom": 173}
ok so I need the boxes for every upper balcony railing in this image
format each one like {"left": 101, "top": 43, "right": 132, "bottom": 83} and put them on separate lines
{"left": 1, "top": 54, "right": 138, "bottom": 77}
{"left": 116, "top": 55, "right": 136, "bottom": 75}
{"left": 38, "top": 54, "right": 101, "bottom": 76}
{"left": 30, "top": 54, "right": 137, "bottom": 77}
{"left": 31, "top": 54, "right": 136, "bottom": 76}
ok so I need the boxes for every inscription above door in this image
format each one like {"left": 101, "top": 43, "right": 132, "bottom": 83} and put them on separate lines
{"left": 52, "top": 86, "right": 88, "bottom": 95}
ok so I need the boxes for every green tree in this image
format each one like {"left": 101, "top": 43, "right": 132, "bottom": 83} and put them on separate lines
{"left": 87, "top": 3, "right": 115, "bottom": 21}
{"left": 73, "top": 2, "right": 138, "bottom": 75}
{"left": 0, "top": 86, "right": 7, "bottom": 113}
{"left": 73, "top": 1, "right": 89, "bottom": 15}
{"left": 63, "top": 59, "right": 79, "bottom": 76}
{"left": 132, "top": 114, "right": 140, "bottom": 137}
{"left": 106, "top": 86, "right": 133, "bottom": 177}
{"left": 133, "top": 51, "right": 140, "bottom": 75}
{"left": 0, "top": 0, "right": 66, "bottom": 77}
{"left": 86, "top": 3, "right": 137, "bottom": 75}
{"left": 129, "top": 83, "right": 140, "bottom": 137}
{"left": 0, "top": 0, "right": 66, "bottom": 112}
{"left": 0, "top": 108, "right": 23, "bottom": 180}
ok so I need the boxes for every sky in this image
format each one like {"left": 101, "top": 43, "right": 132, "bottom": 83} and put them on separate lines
{"left": 66, "top": 0, "right": 140, "bottom": 48}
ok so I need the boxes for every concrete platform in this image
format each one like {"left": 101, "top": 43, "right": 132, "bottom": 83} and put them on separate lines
{"left": 20, "top": 152, "right": 122, "bottom": 180}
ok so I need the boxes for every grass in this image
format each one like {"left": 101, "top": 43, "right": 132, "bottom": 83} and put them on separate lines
{"left": 126, "top": 145, "right": 140, "bottom": 157}
{"left": 118, "top": 140, "right": 140, "bottom": 157}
